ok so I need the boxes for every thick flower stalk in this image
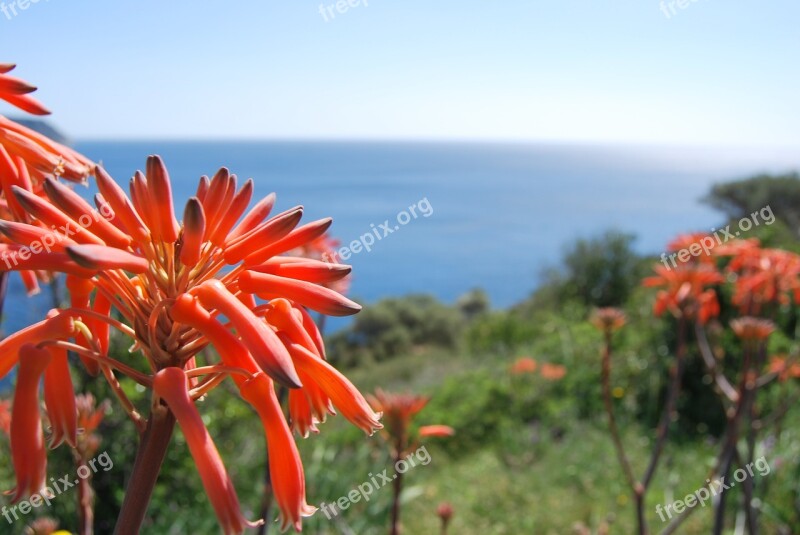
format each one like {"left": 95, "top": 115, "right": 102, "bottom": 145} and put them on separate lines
{"left": 0, "top": 156, "right": 382, "bottom": 533}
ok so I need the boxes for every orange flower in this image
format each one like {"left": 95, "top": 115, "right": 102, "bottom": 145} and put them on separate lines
{"left": 419, "top": 425, "right": 456, "bottom": 438}
{"left": 0, "top": 155, "right": 378, "bottom": 532}
{"left": 730, "top": 317, "right": 775, "bottom": 342}
{"left": 509, "top": 357, "right": 537, "bottom": 375}
{"left": 74, "top": 394, "right": 108, "bottom": 458}
{"left": 368, "top": 389, "right": 451, "bottom": 456}
{"left": 723, "top": 245, "right": 800, "bottom": 314}
{"left": 590, "top": 308, "right": 627, "bottom": 333}
{"left": 767, "top": 355, "right": 800, "bottom": 382}
{"left": 642, "top": 264, "right": 722, "bottom": 323}
{"left": 666, "top": 233, "right": 717, "bottom": 265}
{"left": 539, "top": 363, "right": 567, "bottom": 381}
{"left": 0, "top": 64, "right": 94, "bottom": 296}
{"left": 7, "top": 344, "right": 51, "bottom": 503}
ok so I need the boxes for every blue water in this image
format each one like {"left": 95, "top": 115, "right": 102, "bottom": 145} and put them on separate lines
{"left": 4, "top": 141, "right": 800, "bottom": 336}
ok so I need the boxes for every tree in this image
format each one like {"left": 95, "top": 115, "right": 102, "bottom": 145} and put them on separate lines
{"left": 704, "top": 173, "right": 800, "bottom": 233}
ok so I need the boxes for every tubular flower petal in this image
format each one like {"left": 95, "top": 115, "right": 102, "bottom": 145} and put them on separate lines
{"left": 43, "top": 345, "right": 78, "bottom": 448}
{"left": 66, "top": 275, "right": 100, "bottom": 375}
{"left": 42, "top": 177, "right": 132, "bottom": 248}
{"left": 222, "top": 206, "right": 303, "bottom": 264}
{"left": 241, "top": 218, "right": 333, "bottom": 267}
{"left": 239, "top": 271, "right": 361, "bottom": 317}
{"left": 280, "top": 336, "right": 382, "bottom": 435}
{"left": 11, "top": 186, "right": 105, "bottom": 245}
{"left": 249, "top": 258, "right": 352, "bottom": 285}
{"left": 66, "top": 244, "right": 149, "bottom": 273}
{"left": 193, "top": 280, "right": 302, "bottom": 389}
{"left": 8, "top": 344, "right": 51, "bottom": 503}
{"left": 0, "top": 312, "right": 74, "bottom": 379}
{"left": 153, "top": 368, "right": 261, "bottom": 535}
{"left": 419, "top": 425, "right": 456, "bottom": 438}
{"left": 169, "top": 294, "right": 260, "bottom": 377}
{"left": 240, "top": 373, "right": 316, "bottom": 532}
{"left": 0, "top": 65, "right": 49, "bottom": 115}
{"left": 288, "top": 389, "right": 320, "bottom": 438}
{"left": 145, "top": 155, "right": 180, "bottom": 243}
{"left": 180, "top": 198, "right": 206, "bottom": 267}
{"left": 208, "top": 178, "right": 253, "bottom": 245}
{"left": 95, "top": 165, "right": 150, "bottom": 243}
{"left": 228, "top": 192, "right": 276, "bottom": 241}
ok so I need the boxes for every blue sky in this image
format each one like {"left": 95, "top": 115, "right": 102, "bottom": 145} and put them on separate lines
{"left": 0, "top": 0, "right": 798, "bottom": 144}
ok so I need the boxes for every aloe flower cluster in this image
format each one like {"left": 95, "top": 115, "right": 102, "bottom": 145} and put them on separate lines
{"left": 0, "top": 64, "right": 383, "bottom": 533}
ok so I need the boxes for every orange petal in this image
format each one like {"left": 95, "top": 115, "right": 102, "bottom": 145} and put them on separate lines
{"left": 169, "top": 294, "right": 260, "bottom": 379}
{"left": 66, "top": 244, "right": 149, "bottom": 273}
{"left": 66, "top": 275, "right": 100, "bottom": 376}
{"left": 0, "top": 93, "right": 50, "bottom": 115}
{"left": 249, "top": 258, "right": 351, "bottom": 285}
{"left": 43, "top": 346, "right": 77, "bottom": 448}
{"left": 239, "top": 373, "right": 316, "bottom": 531}
{"left": 0, "top": 73, "right": 37, "bottom": 94}
{"left": 0, "top": 313, "right": 74, "bottom": 379}
{"left": 8, "top": 344, "right": 51, "bottom": 503}
{"left": 223, "top": 206, "right": 303, "bottom": 265}
{"left": 227, "top": 192, "right": 276, "bottom": 242}
{"left": 95, "top": 166, "right": 150, "bottom": 243}
{"left": 153, "top": 368, "right": 261, "bottom": 535}
{"left": 11, "top": 186, "right": 105, "bottom": 246}
{"left": 193, "top": 281, "right": 301, "bottom": 389}
{"left": 279, "top": 336, "right": 382, "bottom": 435}
{"left": 288, "top": 389, "right": 320, "bottom": 438}
{"left": 242, "top": 218, "right": 333, "bottom": 267}
{"left": 180, "top": 198, "right": 206, "bottom": 267}
{"left": 419, "top": 425, "right": 455, "bottom": 438}
{"left": 239, "top": 271, "right": 361, "bottom": 316}
{"left": 43, "top": 178, "right": 132, "bottom": 249}
{"left": 208, "top": 178, "right": 253, "bottom": 245}
{"left": 146, "top": 156, "right": 180, "bottom": 243}
{"left": 129, "top": 171, "right": 158, "bottom": 236}
{"left": 196, "top": 175, "right": 210, "bottom": 203}
{"left": 0, "top": 144, "right": 28, "bottom": 220}
{"left": 0, "top": 245, "right": 96, "bottom": 277}
{"left": 0, "top": 220, "right": 75, "bottom": 251}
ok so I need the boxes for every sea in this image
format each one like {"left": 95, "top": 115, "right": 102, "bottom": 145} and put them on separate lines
{"left": 3, "top": 141, "right": 800, "bottom": 336}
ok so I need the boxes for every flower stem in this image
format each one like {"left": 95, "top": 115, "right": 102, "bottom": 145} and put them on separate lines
{"left": 390, "top": 452, "right": 404, "bottom": 535}
{"left": 114, "top": 405, "right": 176, "bottom": 535}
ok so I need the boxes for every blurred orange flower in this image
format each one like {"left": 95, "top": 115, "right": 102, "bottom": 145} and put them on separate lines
{"left": 768, "top": 355, "right": 800, "bottom": 381}
{"left": 539, "top": 363, "right": 567, "bottom": 381}
{"left": 643, "top": 264, "right": 722, "bottom": 323}
{"left": 509, "top": 357, "right": 537, "bottom": 375}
